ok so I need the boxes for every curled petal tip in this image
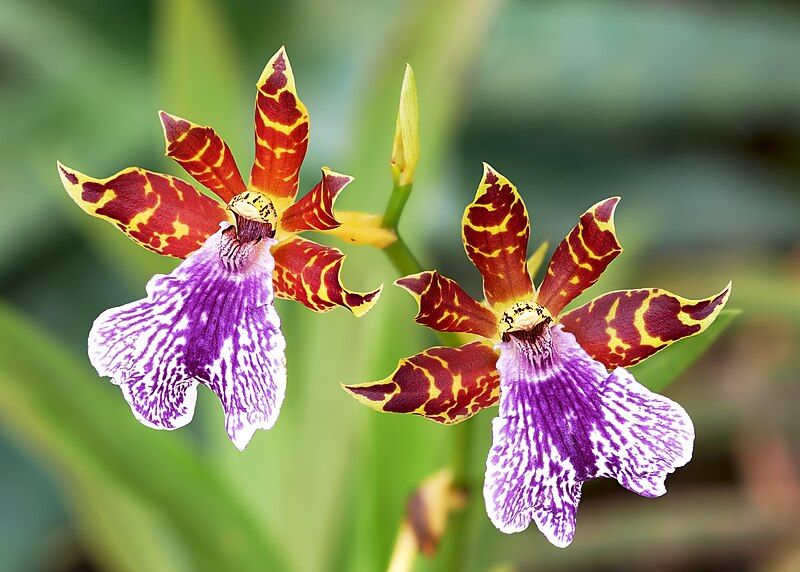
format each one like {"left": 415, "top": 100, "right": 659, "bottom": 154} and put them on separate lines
{"left": 594, "top": 196, "right": 621, "bottom": 224}
{"left": 279, "top": 168, "right": 354, "bottom": 234}
{"left": 272, "top": 237, "right": 382, "bottom": 316}
{"left": 351, "top": 284, "right": 383, "bottom": 318}
{"left": 320, "top": 166, "right": 355, "bottom": 184}
{"left": 157, "top": 110, "right": 184, "bottom": 144}
{"left": 561, "top": 282, "right": 733, "bottom": 369}
{"left": 537, "top": 197, "right": 624, "bottom": 315}
{"left": 481, "top": 162, "right": 499, "bottom": 178}
{"left": 56, "top": 161, "right": 79, "bottom": 185}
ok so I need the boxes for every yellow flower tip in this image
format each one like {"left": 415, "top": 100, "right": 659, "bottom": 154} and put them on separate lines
{"left": 56, "top": 161, "right": 82, "bottom": 189}
{"left": 258, "top": 45, "right": 296, "bottom": 89}
{"left": 391, "top": 63, "right": 419, "bottom": 187}
{"left": 351, "top": 283, "right": 384, "bottom": 318}
{"left": 321, "top": 165, "right": 355, "bottom": 185}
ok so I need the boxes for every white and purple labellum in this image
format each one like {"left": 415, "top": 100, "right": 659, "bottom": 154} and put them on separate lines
{"left": 89, "top": 220, "right": 286, "bottom": 450}
{"left": 484, "top": 312, "right": 694, "bottom": 547}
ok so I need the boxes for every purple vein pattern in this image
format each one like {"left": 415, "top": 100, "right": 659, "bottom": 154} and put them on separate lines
{"left": 89, "top": 223, "right": 286, "bottom": 450}
{"left": 484, "top": 325, "right": 694, "bottom": 547}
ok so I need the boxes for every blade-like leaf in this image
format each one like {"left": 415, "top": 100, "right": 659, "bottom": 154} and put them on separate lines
{"left": 0, "top": 301, "right": 290, "bottom": 572}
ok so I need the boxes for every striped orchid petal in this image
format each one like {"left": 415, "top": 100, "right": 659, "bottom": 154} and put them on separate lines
{"left": 344, "top": 342, "right": 500, "bottom": 425}
{"left": 279, "top": 167, "right": 352, "bottom": 234}
{"left": 395, "top": 271, "right": 498, "bottom": 339}
{"left": 559, "top": 283, "right": 732, "bottom": 369}
{"left": 159, "top": 111, "right": 247, "bottom": 203}
{"left": 271, "top": 236, "right": 382, "bottom": 317}
{"left": 537, "top": 198, "right": 622, "bottom": 316}
{"left": 250, "top": 47, "right": 309, "bottom": 213}
{"left": 462, "top": 164, "right": 534, "bottom": 310}
{"left": 58, "top": 162, "right": 227, "bottom": 258}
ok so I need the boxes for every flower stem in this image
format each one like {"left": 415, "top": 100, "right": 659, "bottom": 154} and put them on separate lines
{"left": 380, "top": 179, "right": 474, "bottom": 571}
{"left": 383, "top": 184, "right": 414, "bottom": 231}
{"left": 383, "top": 236, "right": 423, "bottom": 278}
{"left": 438, "top": 421, "right": 473, "bottom": 572}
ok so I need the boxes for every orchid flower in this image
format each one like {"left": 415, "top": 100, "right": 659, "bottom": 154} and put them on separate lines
{"left": 58, "top": 48, "right": 382, "bottom": 450}
{"left": 344, "top": 164, "right": 730, "bottom": 546}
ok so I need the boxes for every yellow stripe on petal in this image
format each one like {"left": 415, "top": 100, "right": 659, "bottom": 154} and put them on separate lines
{"left": 159, "top": 111, "right": 246, "bottom": 202}
{"left": 560, "top": 282, "right": 732, "bottom": 369}
{"left": 537, "top": 197, "right": 622, "bottom": 316}
{"left": 271, "top": 236, "right": 382, "bottom": 316}
{"left": 462, "top": 164, "right": 534, "bottom": 310}
{"left": 395, "top": 271, "right": 499, "bottom": 339}
{"left": 343, "top": 341, "right": 500, "bottom": 425}
{"left": 250, "top": 47, "right": 310, "bottom": 213}
{"left": 57, "top": 162, "right": 227, "bottom": 258}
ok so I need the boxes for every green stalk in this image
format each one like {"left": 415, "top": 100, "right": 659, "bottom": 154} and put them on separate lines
{"left": 380, "top": 179, "right": 476, "bottom": 571}
{"left": 382, "top": 183, "right": 414, "bottom": 231}
{"left": 383, "top": 182, "right": 422, "bottom": 278}
{"left": 438, "top": 421, "right": 474, "bottom": 572}
{"left": 384, "top": 237, "right": 423, "bottom": 279}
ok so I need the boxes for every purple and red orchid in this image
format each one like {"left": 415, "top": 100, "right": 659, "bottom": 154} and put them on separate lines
{"left": 58, "top": 48, "right": 382, "bottom": 450}
{"left": 344, "top": 164, "right": 730, "bottom": 546}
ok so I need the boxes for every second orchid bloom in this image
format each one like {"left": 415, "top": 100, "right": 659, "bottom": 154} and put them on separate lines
{"left": 345, "top": 164, "right": 730, "bottom": 547}
{"left": 58, "top": 48, "right": 381, "bottom": 450}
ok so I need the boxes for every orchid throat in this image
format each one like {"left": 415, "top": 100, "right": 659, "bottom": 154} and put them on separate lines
{"left": 228, "top": 191, "right": 278, "bottom": 243}
{"left": 499, "top": 301, "right": 553, "bottom": 352}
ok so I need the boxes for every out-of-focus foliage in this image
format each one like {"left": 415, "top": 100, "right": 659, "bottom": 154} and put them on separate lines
{"left": 0, "top": 1, "right": 798, "bottom": 571}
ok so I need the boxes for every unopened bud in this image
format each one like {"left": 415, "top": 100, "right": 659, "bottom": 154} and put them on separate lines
{"left": 390, "top": 64, "right": 419, "bottom": 187}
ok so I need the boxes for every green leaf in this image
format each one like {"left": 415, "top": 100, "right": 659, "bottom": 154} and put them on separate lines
{"left": 0, "top": 301, "right": 290, "bottom": 572}
{"left": 67, "top": 476, "right": 192, "bottom": 572}
{"left": 630, "top": 309, "right": 740, "bottom": 392}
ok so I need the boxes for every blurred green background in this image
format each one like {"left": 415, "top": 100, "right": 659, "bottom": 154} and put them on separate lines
{"left": 1, "top": 0, "right": 799, "bottom": 570}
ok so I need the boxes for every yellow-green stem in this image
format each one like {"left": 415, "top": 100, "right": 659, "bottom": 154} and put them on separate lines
{"left": 380, "top": 179, "right": 474, "bottom": 571}
{"left": 382, "top": 183, "right": 414, "bottom": 230}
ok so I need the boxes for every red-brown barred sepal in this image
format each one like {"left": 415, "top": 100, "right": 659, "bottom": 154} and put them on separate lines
{"left": 560, "top": 283, "right": 732, "bottom": 369}
{"left": 343, "top": 341, "right": 500, "bottom": 425}
{"left": 462, "top": 164, "right": 534, "bottom": 310}
{"left": 537, "top": 198, "right": 622, "bottom": 316}
{"left": 159, "top": 111, "right": 246, "bottom": 203}
{"left": 279, "top": 168, "right": 353, "bottom": 234}
{"left": 249, "top": 47, "right": 310, "bottom": 212}
{"left": 271, "top": 236, "right": 381, "bottom": 316}
{"left": 57, "top": 162, "right": 227, "bottom": 258}
{"left": 395, "top": 271, "right": 499, "bottom": 339}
